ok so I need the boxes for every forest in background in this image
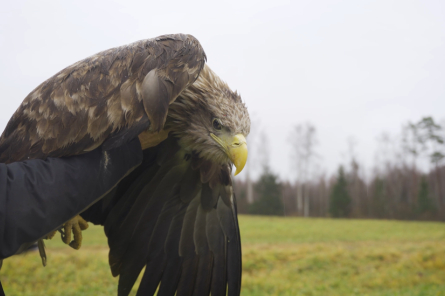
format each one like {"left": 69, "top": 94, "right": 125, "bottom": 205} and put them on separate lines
{"left": 234, "top": 116, "right": 445, "bottom": 221}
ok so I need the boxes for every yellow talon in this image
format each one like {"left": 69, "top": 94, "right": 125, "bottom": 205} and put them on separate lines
{"left": 45, "top": 230, "right": 57, "bottom": 240}
{"left": 61, "top": 215, "right": 89, "bottom": 250}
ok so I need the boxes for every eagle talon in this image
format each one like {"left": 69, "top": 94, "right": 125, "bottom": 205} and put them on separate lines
{"left": 58, "top": 228, "right": 65, "bottom": 240}
{"left": 61, "top": 215, "right": 89, "bottom": 250}
{"left": 45, "top": 230, "right": 57, "bottom": 240}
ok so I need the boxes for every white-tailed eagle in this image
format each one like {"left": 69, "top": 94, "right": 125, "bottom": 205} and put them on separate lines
{"left": 0, "top": 34, "right": 249, "bottom": 296}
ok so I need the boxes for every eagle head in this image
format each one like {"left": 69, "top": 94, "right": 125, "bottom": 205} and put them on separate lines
{"left": 166, "top": 65, "right": 250, "bottom": 175}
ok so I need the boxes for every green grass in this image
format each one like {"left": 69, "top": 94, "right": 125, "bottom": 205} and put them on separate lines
{"left": 1, "top": 215, "right": 445, "bottom": 295}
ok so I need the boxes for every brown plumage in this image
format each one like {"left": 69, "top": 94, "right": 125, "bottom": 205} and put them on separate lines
{"left": 0, "top": 33, "right": 206, "bottom": 163}
{"left": 0, "top": 33, "right": 249, "bottom": 296}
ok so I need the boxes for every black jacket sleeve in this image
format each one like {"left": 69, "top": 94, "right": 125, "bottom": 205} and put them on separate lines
{"left": 0, "top": 139, "right": 143, "bottom": 259}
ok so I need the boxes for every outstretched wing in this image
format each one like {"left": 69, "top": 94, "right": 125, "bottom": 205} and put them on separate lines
{"left": 81, "top": 136, "right": 242, "bottom": 296}
{"left": 0, "top": 34, "right": 206, "bottom": 163}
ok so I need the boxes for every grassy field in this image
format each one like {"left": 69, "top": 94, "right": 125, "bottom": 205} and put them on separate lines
{"left": 1, "top": 216, "right": 445, "bottom": 295}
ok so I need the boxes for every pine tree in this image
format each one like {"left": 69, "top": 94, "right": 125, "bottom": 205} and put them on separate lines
{"left": 249, "top": 168, "right": 284, "bottom": 216}
{"left": 417, "top": 176, "right": 435, "bottom": 214}
{"left": 329, "top": 166, "right": 351, "bottom": 218}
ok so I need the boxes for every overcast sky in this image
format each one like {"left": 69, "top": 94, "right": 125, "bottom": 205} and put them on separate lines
{"left": 0, "top": 0, "right": 443, "bottom": 181}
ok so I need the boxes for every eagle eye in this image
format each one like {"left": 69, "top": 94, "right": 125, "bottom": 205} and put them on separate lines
{"left": 212, "top": 118, "right": 222, "bottom": 130}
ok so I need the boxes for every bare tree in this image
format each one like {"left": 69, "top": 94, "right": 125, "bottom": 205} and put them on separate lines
{"left": 401, "top": 121, "right": 426, "bottom": 205}
{"left": 258, "top": 131, "right": 270, "bottom": 172}
{"left": 345, "top": 136, "right": 363, "bottom": 216}
{"left": 289, "top": 122, "right": 319, "bottom": 217}
{"left": 245, "top": 117, "right": 261, "bottom": 204}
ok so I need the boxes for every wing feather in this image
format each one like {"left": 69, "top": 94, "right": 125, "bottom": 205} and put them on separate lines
{"left": 95, "top": 137, "right": 241, "bottom": 296}
{"left": 0, "top": 34, "right": 206, "bottom": 163}
{"left": 207, "top": 209, "right": 228, "bottom": 296}
{"left": 153, "top": 203, "right": 187, "bottom": 296}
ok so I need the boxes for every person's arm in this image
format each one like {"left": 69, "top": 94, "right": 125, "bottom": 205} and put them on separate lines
{"left": 0, "top": 139, "right": 143, "bottom": 259}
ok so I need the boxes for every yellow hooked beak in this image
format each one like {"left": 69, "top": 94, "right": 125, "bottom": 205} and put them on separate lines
{"left": 211, "top": 133, "right": 248, "bottom": 176}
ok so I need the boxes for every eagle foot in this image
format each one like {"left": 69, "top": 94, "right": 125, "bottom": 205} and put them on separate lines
{"left": 59, "top": 215, "right": 89, "bottom": 250}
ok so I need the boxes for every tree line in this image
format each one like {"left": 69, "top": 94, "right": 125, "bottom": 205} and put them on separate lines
{"left": 234, "top": 116, "right": 445, "bottom": 220}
